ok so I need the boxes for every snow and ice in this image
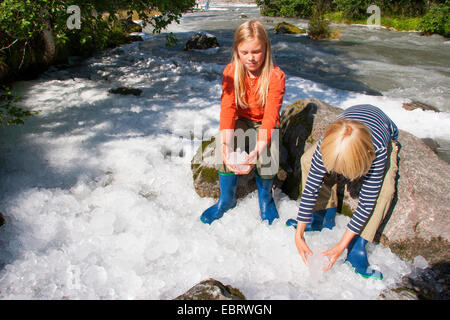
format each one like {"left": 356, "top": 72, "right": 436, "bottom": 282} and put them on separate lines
{"left": 0, "top": 3, "right": 448, "bottom": 300}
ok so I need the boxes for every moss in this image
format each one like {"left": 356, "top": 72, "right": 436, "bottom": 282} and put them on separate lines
{"left": 274, "top": 22, "right": 307, "bottom": 34}
{"left": 200, "top": 167, "right": 219, "bottom": 184}
{"left": 226, "top": 286, "right": 246, "bottom": 300}
{"left": 383, "top": 236, "right": 450, "bottom": 265}
{"left": 201, "top": 137, "right": 214, "bottom": 151}
{"left": 340, "top": 203, "right": 353, "bottom": 218}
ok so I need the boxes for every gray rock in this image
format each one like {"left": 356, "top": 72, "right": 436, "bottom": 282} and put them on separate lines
{"left": 184, "top": 32, "right": 220, "bottom": 51}
{"left": 402, "top": 100, "right": 440, "bottom": 112}
{"left": 108, "top": 87, "right": 142, "bottom": 96}
{"left": 378, "top": 261, "right": 450, "bottom": 300}
{"left": 174, "top": 278, "right": 245, "bottom": 300}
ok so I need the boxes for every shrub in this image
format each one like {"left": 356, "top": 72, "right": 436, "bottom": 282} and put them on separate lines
{"left": 419, "top": 2, "right": 449, "bottom": 37}
{"left": 307, "top": 4, "right": 331, "bottom": 39}
{"left": 280, "top": 0, "right": 314, "bottom": 18}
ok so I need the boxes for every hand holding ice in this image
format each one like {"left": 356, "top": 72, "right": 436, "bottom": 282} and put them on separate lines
{"left": 307, "top": 247, "right": 330, "bottom": 281}
{"left": 227, "top": 149, "right": 251, "bottom": 172}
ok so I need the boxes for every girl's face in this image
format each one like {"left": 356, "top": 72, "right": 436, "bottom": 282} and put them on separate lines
{"left": 237, "top": 38, "right": 266, "bottom": 77}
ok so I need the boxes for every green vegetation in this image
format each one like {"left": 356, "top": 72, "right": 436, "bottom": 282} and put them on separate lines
{"left": 256, "top": 0, "right": 449, "bottom": 37}
{"left": 0, "top": 85, "right": 38, "bottom": 125}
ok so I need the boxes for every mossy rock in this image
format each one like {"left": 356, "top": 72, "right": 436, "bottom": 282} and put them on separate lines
{"left": 174, "top": 278, "right": 245, "bottom": 300}
{"left": 274, "top": 22, "right": 307, "bottom": 34}
{"left": 184, "top": 32, "right": 220, "bottom": 51}
{"left": 118, "top": 18, "right": 143, "bottom": 33}
{"left": 191, "top": 136, "right": 256, "bottom": 199}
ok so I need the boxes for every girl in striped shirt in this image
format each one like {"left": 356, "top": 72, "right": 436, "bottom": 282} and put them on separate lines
{"left": 287, "top": 104, "right": 399, "bottom": 280}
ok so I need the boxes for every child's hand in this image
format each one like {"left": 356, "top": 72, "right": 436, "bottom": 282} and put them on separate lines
{"left": 245, "top": 150, "right": 258, "bottom": 166}
{"left": 294, "top": 224, "right": 312, "bottom": 266}
{"left": 222, "top": 144, "right": 237, "bottom": 172}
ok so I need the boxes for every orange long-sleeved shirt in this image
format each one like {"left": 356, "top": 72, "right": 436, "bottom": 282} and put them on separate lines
{"left": 219, "top": 62, "right": 286, "bottom": 145}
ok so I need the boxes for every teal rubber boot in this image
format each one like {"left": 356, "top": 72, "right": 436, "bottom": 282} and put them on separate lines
{"left": 285, "top": 208, "right": 336, "bottom": 231}
{"left": 255, "top": 174, "right": 279, "bottom": 225}
{"left": 345, "top": 236, "right": 383, "bottom": 280}
{"left": 200, "top": 173, "right": 238, "bottom": 225}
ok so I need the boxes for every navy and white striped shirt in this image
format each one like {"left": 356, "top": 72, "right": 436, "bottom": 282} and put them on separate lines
{"left": 297, "top": 104, "right": 399, "bottom": 234}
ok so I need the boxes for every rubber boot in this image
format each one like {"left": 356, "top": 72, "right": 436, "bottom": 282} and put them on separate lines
{"left": 322, "top": 207, "right": 337, "bottom": 230}
{"left": 255, "top": 174, "right": 279, "bottom": 225}
{"left": 285, "top": 208, "right": 336, "bottom": 231}
{"left": 345, "top": 236, "right": 383, "bottom": 280}
{"left": 200, "top": 173, "right": 238, "bottom": 225}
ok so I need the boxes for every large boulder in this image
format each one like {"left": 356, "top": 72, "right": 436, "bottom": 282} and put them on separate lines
{"left": 191, "top": 98, "right": 450, "bottom": 264}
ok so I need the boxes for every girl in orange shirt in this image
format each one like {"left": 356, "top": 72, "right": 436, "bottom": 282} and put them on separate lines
{"left": 200, "top": 20, "right": 286, "bottom": 225}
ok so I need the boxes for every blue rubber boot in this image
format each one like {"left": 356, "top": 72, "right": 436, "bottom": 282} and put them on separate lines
{"left": 200, "top": 173, "right": 238, "bottom": 225}
{"left": 322, "top": 207, "right": 337, "bottom": 230}
{"left": 345, "top": 236, "right": 383, "bottom": 280}
{"left": 255, "top": 174, "right": 279, "bottom": 225}
{"left": 285, "top": 208, "right": 336, "bottom": 231}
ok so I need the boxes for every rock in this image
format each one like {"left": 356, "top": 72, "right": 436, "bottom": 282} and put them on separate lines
{"left": 0, "top": 211, "right": 5, "bottom": 227}
{"left": 191, "top": 98, "right": 450, "bottom": 265}
{"left": 191, "top": 136, "right": 257, "bottom": 199}
{"left": 377, "top": 288, "right": 419, "bottom": 300}
{"left": 184, "top": 32, "right": 220, "bottom": 51}
{"left": 274, "top": 22, "right": 307, "bottom": 34}
{"left": 402, "top": 100, "right": 440, "bottom": 112}
{"left": 174, "top": 278, "right": 246, "bottom": 300}
{"left": 108, "top": 87, "right": 142, "bottom": 96}
{"left": 118, "top": 18, "right": 143, "bottom": 33}
{"left": 378, "top": 261, "right": 450, "bottom": 300}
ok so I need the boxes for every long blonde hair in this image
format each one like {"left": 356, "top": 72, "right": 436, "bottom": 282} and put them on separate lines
{"left": 232, "top": 20, "right": 274, "bottom": 109}
{"left": 321, "top": 119, "right": 375, "bottom": 180}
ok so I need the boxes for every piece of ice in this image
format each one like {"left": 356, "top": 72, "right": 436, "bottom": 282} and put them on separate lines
{"left": 227, "top": 148, "right": 250, "bottom": 171}
{"left": 307, "top": 245, "right": 330, "bottom": 281}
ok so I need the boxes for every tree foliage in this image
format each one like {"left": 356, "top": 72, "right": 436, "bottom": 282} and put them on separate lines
{"left": 0, "top": 85, "right": 38, "bottom": 125}
{"left": 257, "top": 0, "right": 449, "bottom": 36}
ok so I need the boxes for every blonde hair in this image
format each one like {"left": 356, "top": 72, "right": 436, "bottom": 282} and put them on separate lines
{"left": 321, "top": 119, "right": 375, "bottom": 180}
{"left": 232, "top": 20, "right": 274, "bottom": 109}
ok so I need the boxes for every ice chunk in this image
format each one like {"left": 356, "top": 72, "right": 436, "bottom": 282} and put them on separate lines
{"left": 227, "top": 148, "right": 250, "bottom": 172}
{"left": 307, "top": 245, "right": 329, "bottom": 281}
